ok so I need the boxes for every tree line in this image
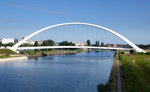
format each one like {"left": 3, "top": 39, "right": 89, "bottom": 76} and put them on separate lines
{"left": 22, "top": 40, "right": 76, "bottom": 47}
{"left": 1, "top": 39, "right": 150, "bottom": 50}
{"left": 86, "top": 40, "right": 104, "bottom": 46}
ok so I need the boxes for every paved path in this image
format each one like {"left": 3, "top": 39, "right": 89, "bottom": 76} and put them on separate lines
{"left": 116, "top": 54, "right": 122, "bottom": 92}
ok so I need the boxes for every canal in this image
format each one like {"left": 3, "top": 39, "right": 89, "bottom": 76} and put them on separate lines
{"left": 0, "top": 51, "right": 114, "bottom": 92}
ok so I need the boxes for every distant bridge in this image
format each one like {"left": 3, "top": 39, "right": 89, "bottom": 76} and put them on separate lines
{"left": 10, "top": 22, "right": 145, "bottom": 53}
{"left": 16, "top": 46, "right": 134, "bottom": 51}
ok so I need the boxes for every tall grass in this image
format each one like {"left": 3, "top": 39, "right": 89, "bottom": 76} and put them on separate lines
{"left": 119, "top": 52, "right": 150, "bottom": 92}
{"left": 0, "top": 49, "right": 17, "bottom": 54}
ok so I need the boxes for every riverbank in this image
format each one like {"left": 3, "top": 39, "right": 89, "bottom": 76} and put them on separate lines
{"left": 0, "top": 56, "right": 28, "bottom": 62}
{"left": 20, "top": 49, "right": 84, "bottom": 58}
{"left": 27, "top": 51, "right": 80, "bottom": 58}
{"left": 0, "top": 51, "right": 79, "bottom": 62}
{"left": 0, "top": 49, "right": 28, "bottom": 62}
{"left": 106, "top": 51, "right": 150, "bottom": 92}
{"left": 97, "top": 52, "right": 119, "bottom": 92}
{"left": 0, "top": 49, "right": 85, "bottom": 62}
{"left": 0, "top": 49, "right": 19, "bottom": 59}
{"left": 119, "top": 52, "right": 150, "bottom": 92}
{"left": 104, "top": 52, "right": 117, "bottom": 92}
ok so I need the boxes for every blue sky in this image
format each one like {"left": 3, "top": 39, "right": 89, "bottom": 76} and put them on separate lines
{"left": 0, "top": 0, "right": 150, "bottom": 44}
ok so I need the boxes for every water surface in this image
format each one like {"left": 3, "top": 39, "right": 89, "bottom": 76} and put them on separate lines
{"left": 0, "top": 51, "right": 114, "bottom": 92}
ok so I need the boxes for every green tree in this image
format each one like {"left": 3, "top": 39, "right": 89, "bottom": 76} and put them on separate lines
{"left": 7, "top": 43, "right": 14, "bottom": 47}
{"left": 101, "top": 42, "right": 104, "bottom": 47}
{"left": 42, "top": 40, "right": 55, "bottom": 46}
{"left": 34, "top": 41, "right": 39, "bottom": 46}
{"left": 87, "top": 40, "right": 91, "bottom": 46}
{"left": 95, "top": 41, "right": 99, "bottom": 46}
{"left": 0, "top": 42, "right": 3, "bottom": 47}
{"left": 34, "top": 41, "right": 39, "bottom": 51}
{"left": 59, "top": 41, "right": 75, "bottom": 46}
{"left": 138, "top": 44, "right": 150, "bottom": 49}
{"left": 20, "top": 43, "right": 34, "bottom": 47}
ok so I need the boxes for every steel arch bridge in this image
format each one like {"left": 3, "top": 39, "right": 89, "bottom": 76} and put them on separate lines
{"left": 10, "top": 22, "right": 145, "bottom": 53}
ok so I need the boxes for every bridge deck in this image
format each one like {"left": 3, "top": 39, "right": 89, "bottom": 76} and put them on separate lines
{"left": 15, "top": 46, "right": 134, "bottom": 50}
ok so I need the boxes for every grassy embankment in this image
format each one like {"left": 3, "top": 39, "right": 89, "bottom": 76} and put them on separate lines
{"left": 119, "top": 51, "right": 150, "bottom": 92}
{"left": 20, "top": 49, "right": 84, "bottom": 57}
{"left": 0, "top": 48, "right": 84, "bottom": 58}
{"left": 0, "top": 49, "right": 20, "bottom": 58}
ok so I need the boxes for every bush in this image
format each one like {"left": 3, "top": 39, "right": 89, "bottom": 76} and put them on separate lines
{"left": 121, "top": 52, "right": 124, "bottom": 54}
{"left": 145, "top": 52, "right": 150, "bottom": 55}
{"left": 5, "top": 54, "right": 10, "bottom": 57}
{"left": 97, "top": 84, "right": 106, "bottom": 92}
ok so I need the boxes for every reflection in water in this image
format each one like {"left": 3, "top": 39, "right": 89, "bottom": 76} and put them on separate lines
{"left": 0, "top": 51, "right": 114, "bottom": 92}
{"left": 34, "top": 57, "right": 39, "bottom": 61}
{"left": 41, "top": 56, "right": 54, "bottom": 60}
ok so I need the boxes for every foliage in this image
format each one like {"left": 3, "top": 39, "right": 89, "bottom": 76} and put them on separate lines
{"left": 93, "top": 41, "right": 99, "bottom": 46}
{"left": 34, "top": 41, "right": 39, "bottom": 46}
{"left": 7, "top": 43, "right": 14, "bottom": 46}
{"left": 100, "top": 42, "right": 104, "bottom": 47}
{"left": 87, "top": 40, "right": 91, "bottom": 46}
{"left": 0, "top": 42, "right": 3, "bottom": 46}
{"left": 5, "top": 54, "right": 10, "bottom": 57}
{"left": 97, "top": 84, "right": 106, "bottom": 92}
{"left": 119, "top": 52, "right": 150, "bottom": 92}
{"left": 34, "top": 41, "right": 39, "bottom": 52}
{"left": 19, "top": 49, "right": 82, "bottom": 57}
{"left": 20, "top": 43, "right": 34, "bottom": 47}
{"left": 42, "top": 39, "right": 55, "bottom": 46}
{"left": 0, "top": 43, "right": 15, "bottom": 47}
{"left": 59, "top": 41, "right": 75, "bottom": 46}
{"left": 138, "top": 44, "right": 150, "bottom": 49}
{"left": 2, "top": 43, "right": 14, "bottom": 47}
{"left": 145, "top": 52, "right": 150, "bottom": 55}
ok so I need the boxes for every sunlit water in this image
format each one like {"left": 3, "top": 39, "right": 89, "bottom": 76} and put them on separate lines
{"left": 0, "top": 51, "right": 114, "bottom": 92}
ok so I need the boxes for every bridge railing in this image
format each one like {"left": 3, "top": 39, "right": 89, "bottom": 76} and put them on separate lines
{"left": 16, "top": 46, "right": 134, "bottom": 50}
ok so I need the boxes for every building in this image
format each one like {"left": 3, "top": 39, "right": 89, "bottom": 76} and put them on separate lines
{"left": 0, "top": 38, "right": 17, "bottom": 44}
{"left": 73, "top": 42, "right": 87, "bottom": 46}
{"left": 37, "top": 41, "right": 43, "bottom": 45}
{"left": 23, "top": 40, "right": 36, "bottom": 45}
{"left": 21, "top": 37, "right": 43, "bottom": 45}
{"left": 106, "top": 44, "right": 127, "bottom": 48}
{"left": 22, "top": 40, "right": 43, "bottom": 45}
{"left": 106, "top": 44, "right": 117, "bottom": 47}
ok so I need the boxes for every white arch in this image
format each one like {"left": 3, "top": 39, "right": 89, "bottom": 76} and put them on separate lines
{"left": 11, "top": 22, "right": 145, "bottom": 53}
